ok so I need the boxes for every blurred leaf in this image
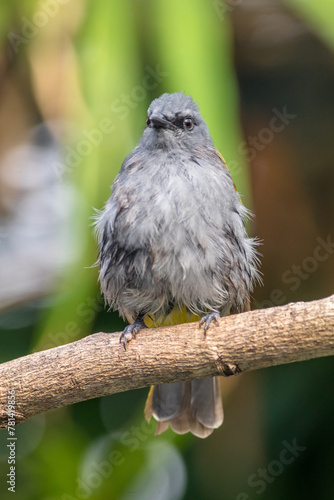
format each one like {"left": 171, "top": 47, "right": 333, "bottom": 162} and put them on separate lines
{"left": 285, "top": 0, "right": 334, "bottom": 49}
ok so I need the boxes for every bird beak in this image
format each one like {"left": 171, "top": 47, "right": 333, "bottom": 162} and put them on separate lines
{"left": 149, "top": 114, "right": 170, "bottom": 129}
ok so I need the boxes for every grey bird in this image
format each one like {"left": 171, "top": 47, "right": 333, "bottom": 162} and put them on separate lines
{"left": 95, "top": 92, "right": 260, "bottom": 438}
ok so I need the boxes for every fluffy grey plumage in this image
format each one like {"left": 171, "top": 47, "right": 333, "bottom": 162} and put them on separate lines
{"left": 95, "top": 92, "right": 260, "bottom": 437}
{"left": 96, "top": 92, "right": 258, "bottom": 321}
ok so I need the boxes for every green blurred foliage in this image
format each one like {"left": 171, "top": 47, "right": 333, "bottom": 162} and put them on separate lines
{"left": 285, "top": 0, "right": 334, "bottom": 48}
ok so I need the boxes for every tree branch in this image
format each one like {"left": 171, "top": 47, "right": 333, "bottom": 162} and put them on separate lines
{"left": 1, "top": 295, "right": 334, "bottom": 429}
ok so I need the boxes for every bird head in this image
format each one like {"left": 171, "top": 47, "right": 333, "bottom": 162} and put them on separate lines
{"left": 139, "top": 92, "right": 213, "bottom": 151}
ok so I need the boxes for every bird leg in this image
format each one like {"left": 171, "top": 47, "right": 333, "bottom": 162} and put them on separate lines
{"left": 199, "top": 310, "right": 220, "bottom": 336}
{"left": 119, "top": 313, "right": 147, "bottom": 350}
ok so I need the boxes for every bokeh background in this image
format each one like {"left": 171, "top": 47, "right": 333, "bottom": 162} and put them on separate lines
{"left": 1, "top": 1, "right": 334, "bottom": 499}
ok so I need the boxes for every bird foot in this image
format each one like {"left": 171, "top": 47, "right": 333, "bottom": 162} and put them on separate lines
{"left": 120, "top": 316, "right": 147, "bottom": 350}
{"left": 199, "top": 311, "right": 220, "bottom": 336}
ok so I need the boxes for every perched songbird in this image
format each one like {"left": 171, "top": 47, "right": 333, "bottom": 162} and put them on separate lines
{"left": 95, "top": 92, "right": 260, "bottom": 438}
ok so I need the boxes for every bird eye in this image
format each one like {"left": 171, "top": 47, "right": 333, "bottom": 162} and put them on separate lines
{"left": 183, "top": 118, "right": 194, "bottom": 131}
{"left": 146, "top": 117, "right": 151, "bottom": 127}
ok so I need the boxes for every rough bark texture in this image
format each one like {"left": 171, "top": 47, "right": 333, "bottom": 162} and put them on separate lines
{"left": 1, "top": 295, "right": 334, "bottom": 428}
